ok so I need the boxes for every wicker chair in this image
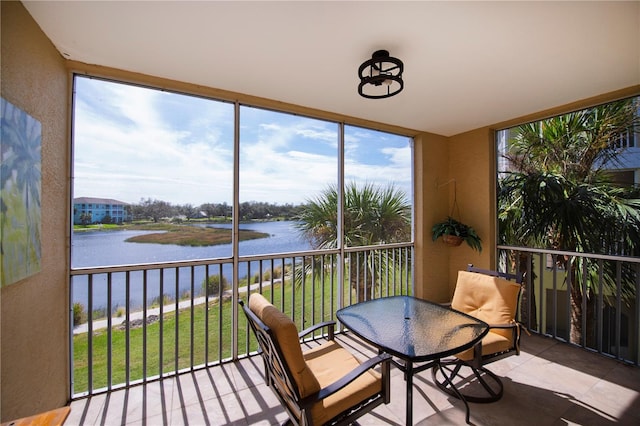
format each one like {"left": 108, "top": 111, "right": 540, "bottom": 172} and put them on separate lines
{"left": 431, "top": 264, "right": 523, "bottom": 403}
{"left": 240, "top": 293, "right": 391, "bottom": 425}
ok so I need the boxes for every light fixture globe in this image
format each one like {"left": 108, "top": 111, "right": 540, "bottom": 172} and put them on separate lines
{"left": 358, "top": 50, "right": 404, "bottom": 99}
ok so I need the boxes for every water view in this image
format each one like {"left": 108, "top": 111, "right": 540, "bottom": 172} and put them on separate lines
{"left": 72, "top": 221, "right": 311, "bottom": 309}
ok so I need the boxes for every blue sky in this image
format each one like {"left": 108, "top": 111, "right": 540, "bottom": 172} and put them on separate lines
{"left": 73, "top": 76, "right": 412, "bottom": 206}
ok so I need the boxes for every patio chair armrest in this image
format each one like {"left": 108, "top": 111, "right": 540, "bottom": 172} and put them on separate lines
{"left": 300, "top": 352, "right": 392, "bottom": 407}
{"left": 299, "top": 320, "right": 336, "bottom": 340}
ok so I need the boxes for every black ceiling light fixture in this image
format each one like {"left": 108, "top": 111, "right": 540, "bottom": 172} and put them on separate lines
{"left": 358, "top": 49, "right": 404, "bottom": 99}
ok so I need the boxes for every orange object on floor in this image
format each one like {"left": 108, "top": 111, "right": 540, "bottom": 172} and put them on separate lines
{"left": 1, "top": 406, "right": 70, "bottom": 426}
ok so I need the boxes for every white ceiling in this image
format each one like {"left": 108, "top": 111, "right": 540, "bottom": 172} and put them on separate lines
{"left": 22, "top": 1, "right": 640, "bottom": 136}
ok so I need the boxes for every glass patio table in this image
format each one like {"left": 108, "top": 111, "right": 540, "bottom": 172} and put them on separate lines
{"left": 336, "top": 295, "right": 489, "bottom": 425}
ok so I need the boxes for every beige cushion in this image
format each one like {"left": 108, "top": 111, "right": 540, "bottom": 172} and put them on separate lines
{"left": 451, "top": 269, "right": 521, "bottom": 367}
{"left": 455, "top": 330, "right": 512, "bottom": 361}
{"left": 452, "top": 270, "right": 520, "bottom": 339}
{"left": 304, "top": 341, "right": 382, "bottom": 425}
{"left": 249, "top": 293, "right": 320, "bottom": 397}
{"left": 249, "top": 293, "right": 382, "bottom": 424}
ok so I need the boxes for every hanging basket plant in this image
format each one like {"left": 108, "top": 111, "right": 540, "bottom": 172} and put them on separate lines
{"left": 432, "top": 216, "right": 482, "bottom": 252}
{"left": 442, "top": 233, "right": 464, "bottom": 247}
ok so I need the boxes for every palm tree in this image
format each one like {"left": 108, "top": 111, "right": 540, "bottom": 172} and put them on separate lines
{"left": 498, "top": 98, "right": 640, "bottom": 345}
{"left": 295, "top": 182, "right": 411, "bottom": 302}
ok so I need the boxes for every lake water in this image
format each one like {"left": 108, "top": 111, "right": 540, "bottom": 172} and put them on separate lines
{"left": 72, "top": 221, "right": 311, "bottom": 310}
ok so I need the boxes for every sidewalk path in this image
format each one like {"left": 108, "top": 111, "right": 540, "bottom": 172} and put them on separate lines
{"left": 73, "top": 280, "right": 278, "bottom": 335}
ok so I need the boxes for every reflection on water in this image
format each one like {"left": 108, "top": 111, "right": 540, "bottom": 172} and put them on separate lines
{"left": 72, "top": 221, "right": 310, "bottom": 309}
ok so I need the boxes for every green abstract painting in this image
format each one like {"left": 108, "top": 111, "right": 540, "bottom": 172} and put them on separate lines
{"left": 1, "top": 98, "right": 42, "bottom": 287}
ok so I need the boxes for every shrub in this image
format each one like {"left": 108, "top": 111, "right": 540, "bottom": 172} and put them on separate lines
{"left": 150, "top": 293, "right": 173, "bottom": 308}
{"left": 203, "top": 274, "right": 228, "bottom": 296}
{"left": 73, "top": 302, "right": 86, "bottom": 325}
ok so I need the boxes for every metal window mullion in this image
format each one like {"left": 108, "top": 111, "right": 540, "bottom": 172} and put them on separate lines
{"left": 280, "top": 258, "right": 285, "bottom": 313}
{"left": 311, "top": 255, "right": 316, "bottom": 328}
{"left": 337, "top": 122, "right": 345, "bottom": 312}
{"left": 159, "top": 268, "right": 164, "bottom": 377}
{"left": 635, "top": 263, "right": 640, "bottom": 366}
{"left": 581, "top": 259, "right": 588, "bottom": 348}
{"left": 330, "top": 255, "right": 335, "bottom": 321}
{"left": 291, "top": 257, "right": 296, "bottom": 323}
{"left": 258, "top": 259, "right": 263, "bottom": 294}
{"left": 552, "top": 255, "right": 558, "bottom": 339}
{"left": 392, "top": 248, "right": 397, "bottom": 295}
{"left": 174, "top": 267, "right": 179, "bottom": 373}
{"left": 269, "top": 259, "right": 275, "bottom": 304}
{"left": 356, "top": 254, "right": 361, "bottom": 302}
{"left": 107, "top": 272, "right": 113, "bottom": 391}
{"left": 218, "top": 264, "right": 223, "bottom": 362}
{"left": 246, "top": 261, "right": 251, "bottom": 352}
{"left": 87, "top": 274, "right": 94, "bottom": 394}
{"left": 320, "top": 255, "right": 325, "bottom": 322}
{"left": 527, "top": 252, "right": 533, "bottom": 330}
{"left": 615, "top": 261, "right": 622, "bottom": 359}
{"left": 409, "top": 246, "right": 413, "bottom": 295}
{"left": 538, "top": 253, "right": 544, "bottom": 334}
{"left": 385, "top": 249, "right": 390, "bottom": 297}
{"left": 301, "top": 257, "right": 306, "bottom": 328}
{"left": 595, "top": 260, "right": 603, "bottom": 354}
{"left": 406, "top": 247, "right": 410, "bottom": 295}
{"left": 404, "top": 247, "right": 408, "bottom": 295}
{"left": 566, "top": 257, "right": 573, "bottom": 344}
{"left": 125, "top": 271, "right": 131, "bottom": 385}
{"left": 143, "top": 270, "right": 147, "bottom": 382}
{"left": 376, "top": 250, "right": 381, "bottom": 298}
{"left": 190, "top": 265, "right": 195, "bottom": 371}
{"left": 204, "top": 265, "right": 209, "bottom": 366}
{"left": 231, "top": 101, "right": 240, "bottom": 360}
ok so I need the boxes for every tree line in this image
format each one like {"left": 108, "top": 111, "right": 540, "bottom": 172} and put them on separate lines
{"left": 128, "top": 198, "right": 305, "bottom": 222}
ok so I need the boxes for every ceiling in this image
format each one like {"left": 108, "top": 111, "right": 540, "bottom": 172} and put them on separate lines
{"left": 22, "top": 1, "right": 640, "bottom": 136}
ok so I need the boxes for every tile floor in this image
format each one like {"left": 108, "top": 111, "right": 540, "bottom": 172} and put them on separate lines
{"left": 67, "top": 333, "right": 640, "bottom": 425}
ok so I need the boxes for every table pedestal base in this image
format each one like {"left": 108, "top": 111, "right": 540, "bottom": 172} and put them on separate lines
{"left": 432, "top": 360, "right": 504, "bottom": 404}
{"left": 394, "top": 359, "right": 474, "bottom": 425}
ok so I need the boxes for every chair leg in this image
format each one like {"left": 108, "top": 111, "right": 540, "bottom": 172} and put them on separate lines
{"left": 432, "top": 360, "right": 504, "bottom": 403}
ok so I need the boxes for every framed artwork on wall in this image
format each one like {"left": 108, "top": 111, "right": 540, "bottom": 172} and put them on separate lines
{"left": 1, "top": 98, "right": 42, "bottom": 287}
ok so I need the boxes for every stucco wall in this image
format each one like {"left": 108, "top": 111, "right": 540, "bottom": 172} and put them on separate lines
{"left": 413, "top": 132, "right": 451, "bottom": 302}
{"left": 446, "top": 128, "right": 494, "bottom": 295}
{"left": 1, "top": 1, "right": 70, "bottom": 420}
{"left": 414, "top": 128, "right": 494, "bottom": 302}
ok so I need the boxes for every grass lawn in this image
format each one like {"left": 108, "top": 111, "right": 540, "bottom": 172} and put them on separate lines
{"left": 73, "top": 266, "right": 411, "bottom": 394}
{"left": 74, "top": 279, "right": 340, "bottom": 393}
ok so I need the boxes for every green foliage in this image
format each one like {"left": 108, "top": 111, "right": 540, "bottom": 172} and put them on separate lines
{"left": 202, "top": 274, "right": 228, "bottom": 296}
{"left": 150, "top": 293, "right": 173, "bottom": 308}
{"left": 294, "top": 182, "right": 411, "bottom": 301}
{"left": 431, "top": 216, "right": 482, "bottom": 252}
{"left": 499, "top": 97, "right": 640, "bottom": 257}
{"left": 295, "top": 181, "right": 411, "bottom": 248}
{"left": 73, "top": 302, "right": 86, "bottom": 325}
{"left": 498, "top": 97, "right": 640, "bottom": 343}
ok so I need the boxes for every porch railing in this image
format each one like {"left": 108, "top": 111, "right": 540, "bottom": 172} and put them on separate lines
{"left": 497, "top": 245, "right": 640, "bottom": 366}
{"left": 70, "top": 243, "right": 413, "bottom": 398}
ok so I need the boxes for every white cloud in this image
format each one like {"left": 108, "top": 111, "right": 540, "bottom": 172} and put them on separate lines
{"left": 73, "top": 77, "right": 412, "bottom": 207}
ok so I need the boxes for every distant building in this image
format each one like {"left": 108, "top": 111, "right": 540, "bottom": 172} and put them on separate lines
{"left": 73, "top": 197, "right": 130, "bottom": 224}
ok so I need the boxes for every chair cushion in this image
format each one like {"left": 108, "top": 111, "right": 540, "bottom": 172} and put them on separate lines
{"left": 304, "top": 341, "right": 382, "bottom": 425}
{"left": 455, "top": 330, "right": 512, "bottom": 361}
{"left": 249, "top": 293, "right": 320, "bottom": 397}
{"left": 451, "top": 270, "right": 521, "bottom": 341}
